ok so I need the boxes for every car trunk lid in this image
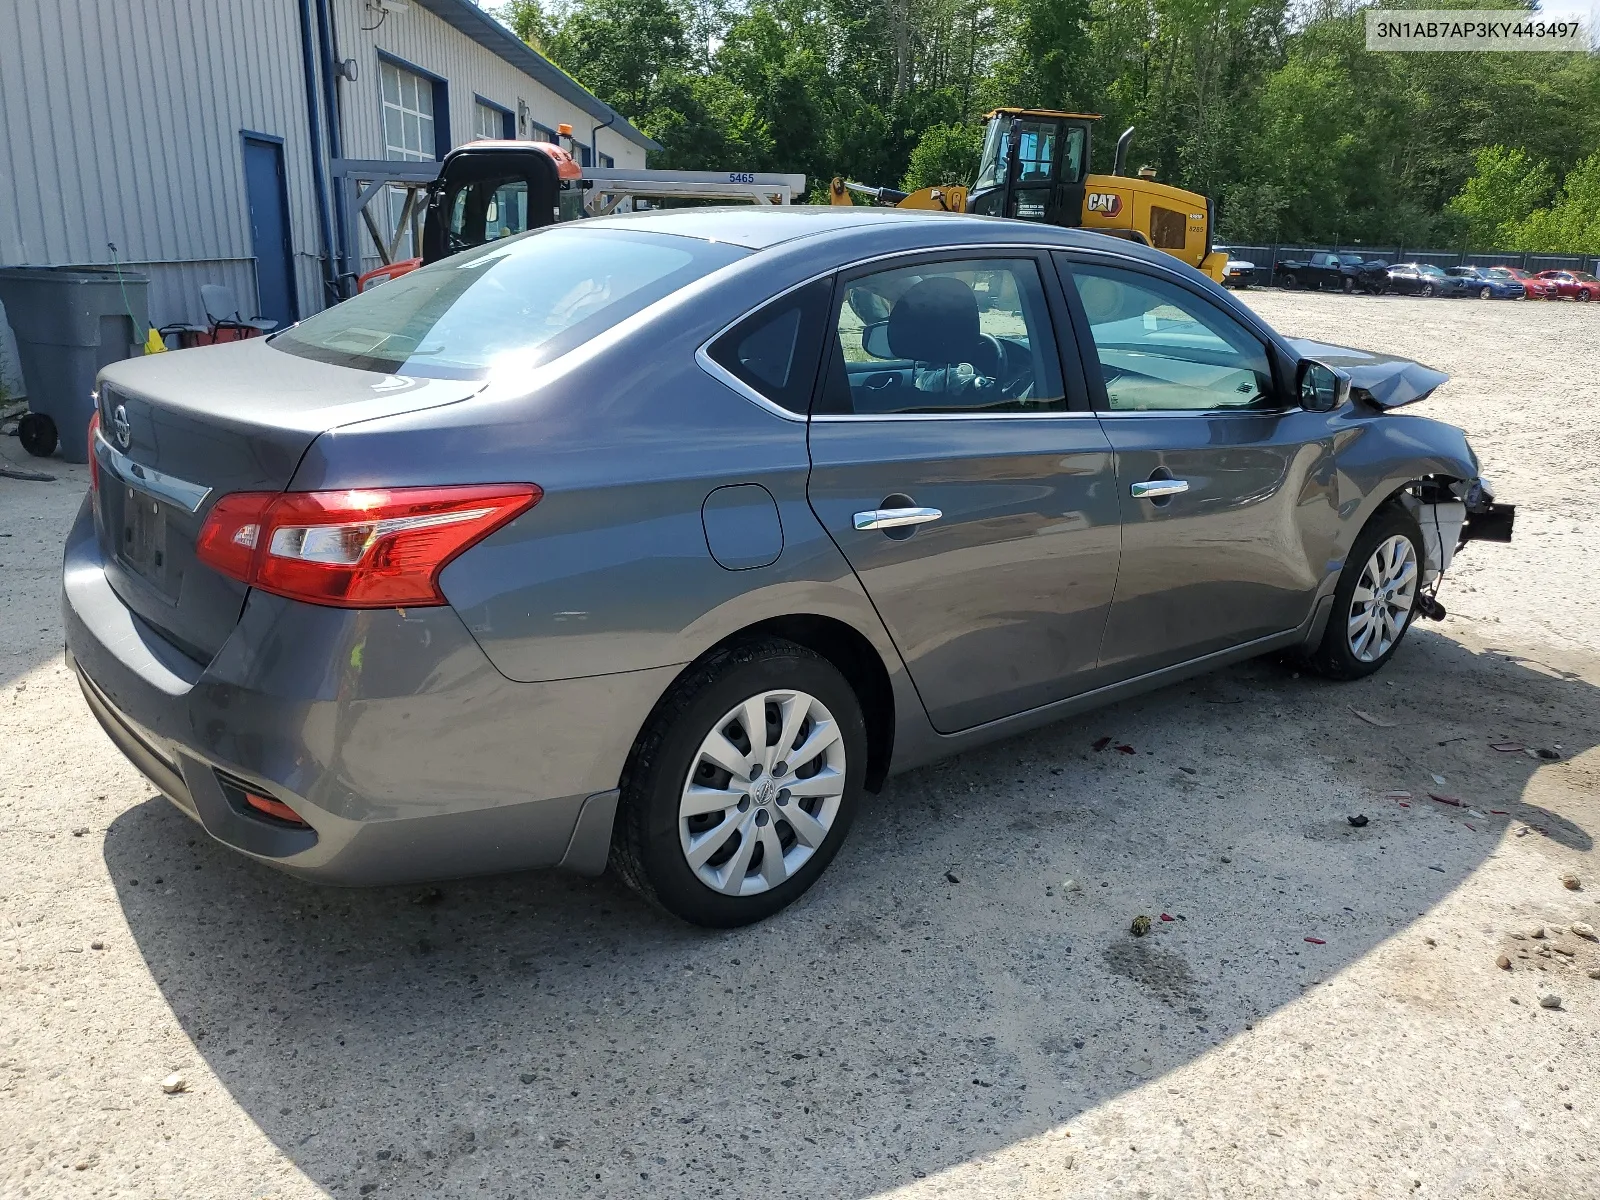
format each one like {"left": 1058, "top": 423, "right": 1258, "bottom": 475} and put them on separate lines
{"left": 93, "top": 338, "right": 483, "bottom": 663}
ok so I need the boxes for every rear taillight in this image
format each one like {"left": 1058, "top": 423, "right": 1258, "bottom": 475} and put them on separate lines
{"left": 87, "top": 410, "right": 101, "bottom": 495}
{"left": 195, "top": 484, "right": 540, "bottom": 608}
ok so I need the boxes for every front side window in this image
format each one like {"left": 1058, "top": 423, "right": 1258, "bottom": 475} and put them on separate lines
{"left": 1068, "top": 262, "right": 1274, "bottom": 413}
{"left": 818, "top": 258, "right": 1065, "bottom": 416}
{"left": 274, "top": 227, "right": 746, "bottom": 379}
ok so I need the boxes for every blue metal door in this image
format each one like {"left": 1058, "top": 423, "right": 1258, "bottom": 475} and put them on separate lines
{"left": 241, "top": 135, "right": 297, "bottom": 326}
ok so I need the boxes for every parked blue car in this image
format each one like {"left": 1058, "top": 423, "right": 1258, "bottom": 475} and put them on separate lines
{"left": 1446, "top": 266, "right": 1527, "bottom": 299}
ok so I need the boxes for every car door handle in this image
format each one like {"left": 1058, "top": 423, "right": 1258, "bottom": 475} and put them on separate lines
{"left": 854, "top": 507, "right": 942, "bottom": 531}
{"left": 1130, "top": 479, "right": 1190, "bottom": 499}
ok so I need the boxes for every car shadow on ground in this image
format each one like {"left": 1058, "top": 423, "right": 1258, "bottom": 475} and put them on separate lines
{"left": 105, "top": 625, "right": 1594, "bottom": 1198}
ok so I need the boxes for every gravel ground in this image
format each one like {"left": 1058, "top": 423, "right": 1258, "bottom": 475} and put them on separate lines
{"left": 3, "top": 293, "right": 1599, "bottom": 1199}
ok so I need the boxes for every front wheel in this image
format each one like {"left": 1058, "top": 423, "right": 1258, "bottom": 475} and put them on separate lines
{"left": 1304, "top": 506, "right": 1424, "bottom": 681}
{"left": 1343, "top": 276, "right": 1356, "bottom": 294}
{"left": 1420, "top": 283, "right": 1436, "bottom": 297}
{"left": 1480, "top": 286, "right": 1493, "bottom": 299}
{"left": 611, "top": 639, "right": 868, "bottom": 927}
{"left": 1281, "top": 273, "right": 1299, "bottom": 290}
{"left": 1580, "top": 290, "right": 1592, "bottom": 302}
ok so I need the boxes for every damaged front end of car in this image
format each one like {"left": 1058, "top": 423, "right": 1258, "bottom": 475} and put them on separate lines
{"left": 1291, "top": 337, "right": 1516, "bottom": 620}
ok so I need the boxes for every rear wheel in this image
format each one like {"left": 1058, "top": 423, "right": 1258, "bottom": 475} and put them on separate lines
{"left": 1282, "top": 273, "right": 1298, "bottom": 290}
{"left": 1304, "top": 506, "right": 1424, "bottom": 681}
{"left": 611, "top": 639, "right": 868, "bottom": 927}
{"left": 1420, "top": 283, "right": 1436, "bottom": 298}
{"left": 1342, "top": 276, "right": 1355, "bottom": 294}
{"left": 1479, "top": 286, "right": 1493, "bottom": 299}
{"left": 1580, "top": 290, "right": 1592, "bottom": 302}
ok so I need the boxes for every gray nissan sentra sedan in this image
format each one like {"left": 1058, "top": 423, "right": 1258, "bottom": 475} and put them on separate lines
{"left": 64, "top": 207, "right": 1514, "bottom": 926}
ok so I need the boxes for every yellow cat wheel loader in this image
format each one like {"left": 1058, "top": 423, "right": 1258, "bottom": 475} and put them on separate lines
{"left": 830, "top": 109, "right": 1229, "bottom": 283}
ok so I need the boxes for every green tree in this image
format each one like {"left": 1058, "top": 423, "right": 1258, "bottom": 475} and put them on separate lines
{"left": 1447, "top": 146, "right": 1556, "bottom": 249}
{"left": 902, "top": 121, "right": 982, "bottom": 189}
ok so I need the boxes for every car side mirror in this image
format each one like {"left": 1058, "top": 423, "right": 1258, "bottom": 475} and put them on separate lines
{"left": 1297, "top": 359, "right": 1350, "bottom": 412}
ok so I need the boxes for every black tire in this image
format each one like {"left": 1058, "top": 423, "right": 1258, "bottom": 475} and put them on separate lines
{"left": 1282, "top": 273, "right": 1298, "bottom": 290}
{"left": 1479, "top": 286, "right": 1493, "bottom": 300}
{"left": 611, "top": 638, "right": 868, "bottom": 927}
{"left": 18, "top": 412, "right": 58, "bottom": 458}
{"left": 1342, "top": 276, "right": 1355, "bottom": 294}
{"left": 1580, "top": 290, "right": 1592, "bottom": 302}
{"left": 1420, "top": 283, "right": 1435, "bottom": 298}
{"left": 1304, "top": 505, "right": 1425, "bottom": 681}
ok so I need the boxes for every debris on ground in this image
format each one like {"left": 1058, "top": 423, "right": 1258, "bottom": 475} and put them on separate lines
{"left": 71, "top": 826, "right": 89, "bottom": 837}
{"left": 1431, "top": 773, "right": 1448, "bottom": 787}
{"left": 89, "top": 941, "right": 103, "bottom": 951}
{"left": 1588, "top": 969, "right": 1600, "bottom": 981}
{"left": 160, "top": 1072, "right": 187, "bottom": 1094}
{"left": 1159, "top": 913, "right": 1176, "bottom": 922}
{"left": 1539, "top": 994, "right": 1563, "bottom": 1010}
{"left": 1429, "top": 794, "right": 1462, "bottom": 807}
{"left": 1570, "top": 922, "right": 1596, "bottom": 941}
{"left": 1497, "top": 954, "right": 1512, "bottom": 970}
{"left": 1530, "top": 747, "right": 1563, "bottom": 761}
{"left": 1384, "top": 790, "right": 1413, "bottom": 801}
{"left": 1349, "top": 707, "right": 1395, "bottom": 727}
{"left": 1562, "top": 873, "right": 1582, "bottom": 891}
{"left": 1491, "top": 742, "right": 1525, "bottom": 753}
{"left": 1115, "top": 744, "right": 1136, "bottom": 755}
{"left": 1304, "top": 937, "right": 1326, "bottom": 945}
{"left": 945, "top": 871, "right": 960, "bottom": 884}
{"left": 1532, "top": 928, "right": 1547, "bottom": 939}
{"left": 1130, "top": 915, "right": 1152, "bottom": 937}
{"left": 1348, "top": 814, "right": 1369, "bottom": 827}
{"left": 1061, "top": 878, "right": 1082, "bottom": 893}
{"left": 1092, "top": 736, "right": 1112, "bottom": 752}
{"left": 411, "top": 887, "right": 444, "bottom": 905}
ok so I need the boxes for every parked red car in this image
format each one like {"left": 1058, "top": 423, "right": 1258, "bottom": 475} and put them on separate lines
{"left": 1533, "top": 269, "right": 1600, "bottom": 301}
{"left": 1493, "top": 267, "right": 1558, "bottom": 299}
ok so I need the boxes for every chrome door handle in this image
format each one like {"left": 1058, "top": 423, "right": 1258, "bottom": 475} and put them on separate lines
{"left": 1130, "top": 479, "right": 1190, "bottom": 500}
{"left": 854, "top": 507, "right": 942, "bottom": 531}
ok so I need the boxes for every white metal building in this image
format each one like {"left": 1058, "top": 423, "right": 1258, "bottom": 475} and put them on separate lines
{"left": 0, "top": 0, "right": 656, "bottom": 330}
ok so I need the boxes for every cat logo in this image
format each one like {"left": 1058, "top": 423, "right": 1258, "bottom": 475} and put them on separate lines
{"left": 1086, "top": 192, "right": 1123, "bottom": 216}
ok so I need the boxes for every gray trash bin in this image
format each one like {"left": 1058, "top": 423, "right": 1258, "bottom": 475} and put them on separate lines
{"left": 0, "top": 267, "right": 149, "bottom": 462}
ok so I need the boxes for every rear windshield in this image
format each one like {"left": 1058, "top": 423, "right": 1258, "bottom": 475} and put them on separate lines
{"left": 272, "top": 227, "right": 747, "bottom": 379}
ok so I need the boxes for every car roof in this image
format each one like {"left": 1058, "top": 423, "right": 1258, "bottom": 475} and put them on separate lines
{"left": 577, "top": 204, "right": 1138, "bottom": 253}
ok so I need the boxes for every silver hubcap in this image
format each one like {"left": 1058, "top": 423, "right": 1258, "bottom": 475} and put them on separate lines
{"left": 679, "top": 689, "right": 846, "bottom": 896}
{"left": 1348, "top": 534, "right": 1418, "bottom": 662}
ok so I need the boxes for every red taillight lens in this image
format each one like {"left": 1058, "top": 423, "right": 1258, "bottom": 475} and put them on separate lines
{"left": 87, "top": 410, "right": 101, "bottom": 495}
{"left": 195, "top": 484, "right": 540, "bottom": 608}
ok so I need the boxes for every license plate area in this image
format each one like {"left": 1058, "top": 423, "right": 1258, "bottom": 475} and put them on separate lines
{"left": 112, "top": 482, "right": 178, "bottom": 597}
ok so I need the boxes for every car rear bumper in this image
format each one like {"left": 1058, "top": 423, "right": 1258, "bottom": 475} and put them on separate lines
{"left": 62, "top": 495, "right": 679, "bottom": 885}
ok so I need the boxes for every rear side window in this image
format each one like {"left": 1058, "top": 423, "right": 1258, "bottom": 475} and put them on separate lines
{"left": 273, "top": 227, "right": 747, "bottom": 379}
{"left": 705, "top": 279, "right": 831, "bottom": 415}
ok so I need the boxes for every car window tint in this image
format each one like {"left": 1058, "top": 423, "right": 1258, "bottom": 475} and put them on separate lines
{"left": 273, "top": 227, "right": 747, "bottom": 379}
{"left": 705, "top": 279, "right": 831, "bottom": 414}
{"left": 1069, "top": 262, "right": 1273, "bottom": 413}
{"left": 819, "top": 258, "right": 1065, "bottom": 416}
